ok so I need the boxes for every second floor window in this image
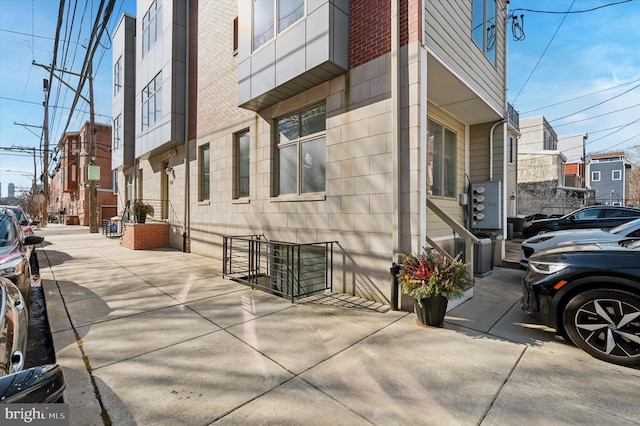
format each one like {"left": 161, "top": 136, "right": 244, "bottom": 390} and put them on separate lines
{"left": 612, "top": 169, "right": 622, "bottom": 180}
{"left": 142, "top": 0, "right": 162, "bottom": 57}
{"left": 275, "top": 104, "right": 326, "bottom": 195}
{"left": 253, "top": 0, "right": 304, "bottom": 51}
{"left": 142, "top": 72, "right": 162, "bottom": 130}
{"left": 471, "top": 0, "right": 496, "bottom": 65}
{"left": 592, "top": 171, "right": 601, "bottom": 182}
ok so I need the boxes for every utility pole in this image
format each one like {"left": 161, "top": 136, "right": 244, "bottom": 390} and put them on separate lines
{"left": 43, "top": 78, "right": 49, "bottom": 226}
{"left": 89, "top": 63, "right": 98, "bottom": 233}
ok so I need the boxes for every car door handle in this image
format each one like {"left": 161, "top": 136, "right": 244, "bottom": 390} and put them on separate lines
{"left": 11, "top": 351, "right": 24, "bottom": 374}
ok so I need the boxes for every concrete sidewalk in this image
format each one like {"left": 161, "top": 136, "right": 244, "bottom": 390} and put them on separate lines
{"left": 37, "top": 225, "right": 639, "bottom": 425}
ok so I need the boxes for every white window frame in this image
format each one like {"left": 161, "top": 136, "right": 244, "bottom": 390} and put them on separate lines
{"left": 275, "top": 104, "right": 326, "bottom": 196}
{"left": 592, "top": 171, "right": 601, "bottom": 182}
{"left": 252, "top": 0, "right": 305, "bottom": 51}
{"left": 612, "top": 169, "right": 622, "bottom": 180}
{"left": 428, "top": 119, "right": 457, "bottom": 199}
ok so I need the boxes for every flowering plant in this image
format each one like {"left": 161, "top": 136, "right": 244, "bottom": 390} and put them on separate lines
{"left": 130, "top": 200, "right": 154, "bottom": 216}
{"left": 396, "top": 248, "right": 469, "bottom": 306}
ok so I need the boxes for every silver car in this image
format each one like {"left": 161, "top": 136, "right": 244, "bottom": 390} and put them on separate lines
{"left": 520, "top": 217, "right": 640, "bottom": 268}
{"left": 0, "top": 277, "right": 28, "bottom": 376}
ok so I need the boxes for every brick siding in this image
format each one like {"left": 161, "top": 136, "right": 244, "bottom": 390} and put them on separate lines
{"left": 121, "top": 222, "right": 170, "bottom": 250}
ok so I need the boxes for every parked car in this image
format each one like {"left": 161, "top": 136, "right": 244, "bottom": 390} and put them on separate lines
{"left": 520, "top": 217, "right": 640, "bottom": 268}
{"left": 0, "top": 206, "right": 41, "bottom": 276}
{"left": 0, "top": 277, "right": 28, "bottom": 376}
{"left": 0, "top": 211, "right": 43, "bottom": 303}
{"left": 522, "top": 240, "right": 640, "bottom": 366}
{"left": 522, "top": 205, "right": 640, "bottom": 238}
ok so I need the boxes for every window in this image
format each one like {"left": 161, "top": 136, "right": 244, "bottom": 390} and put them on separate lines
{"left": 235, "top": 131, "right": 250, "bottom": 198}
{"left": 126, "top": 174, "right": 134, "bottom": 205}
{"left": 199, "top": 145, "right": 210, "bottom": 201}
{"left": 592, "top": 171, "right": 601, "bottom": 182}
{"left": 113, "top": 115, "right": 121, "bottom": 150}
{"left": 253, "top": 0, "right": 304, "bottom": 51}
{"left": 612, "top": 169, "right": 622, "bottom": 180}
{"left": 508, "top": 135, "right": 514, "bottom": 164}
{"left": 142, "top": 72, "right": 162, "bottom": 130}
{"left": 471, "top": 0, "right": 496, "bottom": 65}
{"left": 142, "top": 0, "right": 162, "bottom": 57}
{"left": 113, "top": 56, "right": 122, "bottom": 95}
{"left": 275, "top": 104, "right": 326, "bottom": 195}
{"left": 574, "top": 208, "right": 602, "bottom": 220}
{"left": 428, "top": 119, "right": 457, "bottom": 198}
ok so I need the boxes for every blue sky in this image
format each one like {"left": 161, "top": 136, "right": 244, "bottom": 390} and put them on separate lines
{"left": 1, "top": 0, "right": 639, "bottom": 196}
{"left": 508, "top": 0, "right": 640, "bottom": 156}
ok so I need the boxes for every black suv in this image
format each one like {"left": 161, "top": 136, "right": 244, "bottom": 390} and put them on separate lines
{"left": 522, "top": 205, "right": 640, "bottom": 238}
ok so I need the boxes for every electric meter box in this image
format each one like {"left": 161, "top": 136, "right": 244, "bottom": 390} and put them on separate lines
{"left": 471, "top": 181, "right": 501, "bottom": 229}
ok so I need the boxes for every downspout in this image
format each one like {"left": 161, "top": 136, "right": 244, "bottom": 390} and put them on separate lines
{"left": 391, "top": 0, "right": 401, "bottom": 251}
{"left": 183, "top": 0, "right": 191, "bottom": 252}
{"left": 419, "top": 0, "right": 427, "bottom": 248}
{"left": 488, "top": 119, "right": 503, "bottom": 182}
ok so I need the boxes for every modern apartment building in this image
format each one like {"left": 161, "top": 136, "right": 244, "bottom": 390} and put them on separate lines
{"left": 113, "top": 0, "right": 518, "bottom": 308}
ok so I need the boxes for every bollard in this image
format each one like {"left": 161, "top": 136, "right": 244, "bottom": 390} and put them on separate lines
{"left": 390, "top": 262, "right": 401, "bottom": 311}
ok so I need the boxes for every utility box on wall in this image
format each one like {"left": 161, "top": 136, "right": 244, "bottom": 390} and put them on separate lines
{"left": 471, "top": 181, "right": 501, "bottom": 229}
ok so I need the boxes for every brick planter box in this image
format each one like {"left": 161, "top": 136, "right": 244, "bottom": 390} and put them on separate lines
{"left": 121, "top": 222, "right": 169, "bottom": 250}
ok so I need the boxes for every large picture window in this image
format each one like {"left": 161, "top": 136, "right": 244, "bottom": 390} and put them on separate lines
{"left": 235, "top": 131, "right": 250, "bottom": 198}
{"left": 113, "top": 114, "right": 121, "bottom": 150}
{"left": 142, "top": 0, "right": 162, "bottom": 57}
{"left": 276, "top": 104, "right": 326, "bottom": 195}
{"left": 142, "top": 72, "right": 162, "bottom": 130}
{"left": 253, "top": 0, "right": 304, "bottom": 51}
{"left": 471, "top": 0, "right": 496, "bottom": 65}
{"left": 200, "top": 145, "right": 210, "bottom": 201}
{"left": 428, "top": 119, "right": 457, "bottom": 198}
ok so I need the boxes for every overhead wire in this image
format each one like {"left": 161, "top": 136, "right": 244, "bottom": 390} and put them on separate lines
{"left": 511, "top": 1, "right": 575, "bottom": 104}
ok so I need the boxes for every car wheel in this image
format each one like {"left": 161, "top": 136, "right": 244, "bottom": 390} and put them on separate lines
{"left": 535, "top": 228, "right": 551, "bottom": 236}
{"left": 562, "top": 288, "right": 640, "bottom": 366}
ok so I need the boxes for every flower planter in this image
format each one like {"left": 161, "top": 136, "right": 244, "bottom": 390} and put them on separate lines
{"left": 135, "top": 213, "right": 147, "bottom": 224}
{"left": 414, "top": 295, "right": 448, "bottom": 327}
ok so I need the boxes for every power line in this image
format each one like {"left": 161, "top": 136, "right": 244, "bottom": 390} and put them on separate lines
{"left": 519, "top": 78, "right": 640, "bottom": 115}
{"left": 511, "top": 1, "right": 576, "bottom": 104}
{"left": 512, "top": 1, "right": 633, "bottom": 15}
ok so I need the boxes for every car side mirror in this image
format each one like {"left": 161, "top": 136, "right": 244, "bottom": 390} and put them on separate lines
{"left": 25, "top": 235, "right": 44, "bottom": 245}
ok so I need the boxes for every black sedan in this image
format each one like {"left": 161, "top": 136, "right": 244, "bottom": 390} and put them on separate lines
{"left": 522, "top": 205, "right": 640, "bottom": 238}
{"left": 522, "top": 241, "right": 640, "bottom": 366}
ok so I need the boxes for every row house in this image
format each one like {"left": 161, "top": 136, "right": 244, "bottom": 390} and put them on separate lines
{"left": 112, "top": 0, "right": 518, "bottom": 309}
{"left": 49, "top": 121, "right": 117, "bottom": 225}
{"left": 517, "top": 116, "right": 585, "bottom": 216}
{"left": 588, "top": 151, "right": 631, "bottom": 206}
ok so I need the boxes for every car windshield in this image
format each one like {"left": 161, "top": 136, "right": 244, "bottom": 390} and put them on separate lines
{"left": 609, "top": 218, "right": 640, "bottom": 235}
{"left": 0, "top": 216, "right": 17, "bottom": 247}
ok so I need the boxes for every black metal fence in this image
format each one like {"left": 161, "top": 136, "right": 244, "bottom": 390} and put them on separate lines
{"left": 222, "top": 235, "right": 334, "bottom": 302}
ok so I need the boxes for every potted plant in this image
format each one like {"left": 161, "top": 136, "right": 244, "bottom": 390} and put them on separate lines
{"left": 396, "top": 248, "right": 469, "bottom": 327}
{"left": 130, "top": 201, "right": 154, "bottom": 224}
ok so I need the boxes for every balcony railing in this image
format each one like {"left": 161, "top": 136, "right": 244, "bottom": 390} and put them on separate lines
{"left": 506, "top": 103, "right": 519, "bottom": 131}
